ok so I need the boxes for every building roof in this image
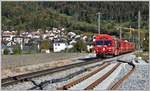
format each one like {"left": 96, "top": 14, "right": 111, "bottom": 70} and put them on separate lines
{"left": 54, "top": 40, "right": 67, "bottom": 43}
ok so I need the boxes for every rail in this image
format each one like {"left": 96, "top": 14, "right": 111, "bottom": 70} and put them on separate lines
{"left": 57, "top": 60, "right": 135, "bottom": 90}
{"left": 2, "top": 53, "right": 135, "bottom": 90}
{"left": 110, "top": 59, "right": 135, "bottom": 90}
{"left": 2, "top": 57, "right": 101, "bottom": 87}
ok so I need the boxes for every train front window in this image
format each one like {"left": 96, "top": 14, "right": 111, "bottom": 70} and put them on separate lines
{"left": 96, "top": 41, "right": 103, "bottom": 46}
{"left": 104, "top": 41, "right": 112, "bottom": 46}
{"left": 96, "top": 40, "right": 112, "bottom": 46}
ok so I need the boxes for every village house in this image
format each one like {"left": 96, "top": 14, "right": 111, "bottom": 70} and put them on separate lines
{"left": 13, "top": 36, "right": 24, "bottom": 44}
{"left": 2, "top": 31, "right": 16, "bottom": 41}
{"left": 53, "top": 41, "right": 68, "bottom": 52}
{"left": 2, "top": 35, "right": 14, "bottom": 41}
{"left": 26, "top": 33, "right": 33, "bottom": 38}
{"left": 23, "top": 37, "right": 31, "bottom": 44}
{"left": 42, "top": 33, "right": 48, "bottom": 40}
{"left": 2, "top": 31, "right": 16, "bottom": 36}
{"left": 12, "top": 36, "right": 25, "bottom": 50}
{"left": 1, "top": 26, "right": 94, "bottom": 54}
{"left": 6, "top": 41, "right": 16, "bottom": 47}
{"left": 31, "top": 31, "right": 41, "bottom": 39}
{"left": 1, "top": 40, "right": 16, "bottom": 54}
{"left": 23, "top": 38, "right": 41, "bottom": 54}
{"left": 68, "top": 32, "right": 76, "bottom": 39}
{"left": 69, "top": 39, "right": 77, "bottom": 45}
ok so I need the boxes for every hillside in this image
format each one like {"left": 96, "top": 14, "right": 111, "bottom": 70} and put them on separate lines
{"left": 2, "top": 1, "right": 149, "bottom": 34}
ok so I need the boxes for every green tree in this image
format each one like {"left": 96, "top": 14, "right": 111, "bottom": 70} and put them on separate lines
{"left": 13, "top": 47, "right": 22, "bottom": 54}
{"left": 3, "top": 49, "right": 9, "bottom": 55}
{"left": 41, "top": 40, "right": 50, "bottom": 49}
{"left": 49, "top": 40, "right": 53, "bottom": 51}
{"left": 73, "top": 40, "right": 87, "bottom": 52}
{"left": 143, "top": 31, "right": 149, "bottom": 51}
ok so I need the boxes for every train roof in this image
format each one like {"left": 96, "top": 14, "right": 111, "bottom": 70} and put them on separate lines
{"left": 95, "top": 34, "right": 115, "bottom": 40}
{"left": 95, "top": 34, "right": 134, "bottom": 43}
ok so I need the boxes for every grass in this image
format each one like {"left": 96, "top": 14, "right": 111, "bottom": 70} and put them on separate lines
{"left": 135, "top": 51, "right": 149, "bottom": 62}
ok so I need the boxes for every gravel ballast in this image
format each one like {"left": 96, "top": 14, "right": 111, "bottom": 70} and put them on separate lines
{"left": 119, "top": 64, "right": 149, "bottom": 90}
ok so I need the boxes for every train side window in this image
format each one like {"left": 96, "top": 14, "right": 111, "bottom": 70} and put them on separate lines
{"left": 116, "top": 40, "right": 120, "bottom": 48}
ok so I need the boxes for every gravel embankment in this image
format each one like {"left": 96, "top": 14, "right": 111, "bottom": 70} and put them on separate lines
{"left": 2, "top": 53, "right": 89, "bottom": 69}
{"left": 119, "top": 64, "right": 149, "bottom": 90}
{"left": 2, "top": 53, "right": 92, "bottom": 78}
{"left": 116, "top": 54, "right": 149, "bottom": 90}
{"left": 106, "top": 63, "right": 132, "bottom": 89}
{"left": 111, "top": 54, "right": 149, "bottom": 90}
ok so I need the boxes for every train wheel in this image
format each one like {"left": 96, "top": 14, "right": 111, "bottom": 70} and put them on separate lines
{"left": 113, "top": 54, "right": 116, "bottom": 57}
{"left": 102, "top": 53, "right": 106, "bottom": 58}
{"left": 96, "top": 54, "right": 100, "bottom": 58}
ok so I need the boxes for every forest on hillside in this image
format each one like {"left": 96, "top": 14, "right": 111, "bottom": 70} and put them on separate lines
{"left": 2, "top": 1, "right": 149, "bottom": 34}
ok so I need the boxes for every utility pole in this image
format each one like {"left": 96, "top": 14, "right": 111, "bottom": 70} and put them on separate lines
{"left": 129, "top": 26, "right": 131, "bottom": 42}
{"left": 119, "top": 27, "right": 122, "bottom": 40}
{"left": 138, "top": 10, "right": 141, "bottom": 51}
{"left": 97, "top": 12, "right": 101, "bottom": 34}
{"left": 119, "top": 17, "right": 122, "bottom": 40}
{"left": 132, "top": 29, "right": 135, "bottom": 43}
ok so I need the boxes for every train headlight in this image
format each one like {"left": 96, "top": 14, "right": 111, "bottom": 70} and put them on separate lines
{"left": 107, "top": 47, "right": 112, "bottom": 51}
{"left": 102, "top": 48, "right": 105, "bottom": 51}
{"left": 108, "top": 49, "right": 112, "bottom": 51}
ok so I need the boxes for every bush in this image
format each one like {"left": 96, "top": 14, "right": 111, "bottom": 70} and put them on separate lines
{"left": 49, "top": 40, "right": 53, "bottom": 51}
{"left": 3, "top": 49, "right": 9, "bottom": 55}
{"left": 143, "top": 32, "right": 149, "bottom": 51}
{"left": 64, "top": 40, "right": 87, "bottom": 53}
{"left": 73, "top": 40, "right": 87, "bottom": 53}
{"left": 13, "top": 47, "right": 22, "bottom": 54}
{"left": 65, "top": 47, "right": 77, "bottom": 53}
{"left": 41, "top": 40, "right": 50, "bottom": 50}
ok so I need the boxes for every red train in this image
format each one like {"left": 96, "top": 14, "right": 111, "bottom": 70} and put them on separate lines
{"left": 94, "top": 34, "right": 135, "bottom": 58}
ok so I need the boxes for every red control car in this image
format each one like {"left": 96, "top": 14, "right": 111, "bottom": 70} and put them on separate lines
{"left": 94, "top": 34, "right": 135, "bottom": 58}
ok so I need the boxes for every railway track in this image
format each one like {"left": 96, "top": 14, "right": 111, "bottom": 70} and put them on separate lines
{"left": 2, "top": 58, "right": 101, "bottom": 87}
{"left": 110, "top": 60, "right": 135, "bottom": 90}
{"left": 57, "top": 60, "right": 135, "bottom": 90}
{"left": 2, "top": 53, "right": 135, "bottom": 88}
